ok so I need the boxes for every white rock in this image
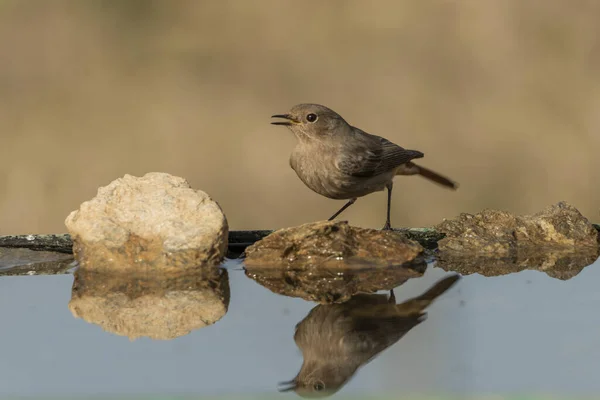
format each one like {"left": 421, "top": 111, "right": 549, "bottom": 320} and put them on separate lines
{"left": 65, "top": 172, "right": 228, "bottom": 271}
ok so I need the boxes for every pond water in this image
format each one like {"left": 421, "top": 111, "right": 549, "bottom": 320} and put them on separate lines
{"left": 0, "top": 253, "right": 599, "bottom": 399}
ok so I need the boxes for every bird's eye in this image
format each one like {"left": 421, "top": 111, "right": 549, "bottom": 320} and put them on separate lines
{"left": 306, "top": 113, "right": 318, "bottom": 123}
{"left": 313, "top": 381, "right": 325, "bottom": 391}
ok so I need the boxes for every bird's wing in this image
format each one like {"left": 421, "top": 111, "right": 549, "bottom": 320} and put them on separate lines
{"left": 337, "top": 129, "right": 424, "bottom": 177}
{"left": 348, "top": 313, "right": 426, "bottom": 358}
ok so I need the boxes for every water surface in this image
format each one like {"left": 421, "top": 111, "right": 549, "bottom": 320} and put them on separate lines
{"left": 0, "top": 256, "right": 598, "bottom": 399}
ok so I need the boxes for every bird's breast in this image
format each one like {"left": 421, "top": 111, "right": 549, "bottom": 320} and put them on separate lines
{"left": 289, "top": 144, "right": 392, "bottom": 200}
{"left": 290, "top": 145, "right": 351, "bottom": 199}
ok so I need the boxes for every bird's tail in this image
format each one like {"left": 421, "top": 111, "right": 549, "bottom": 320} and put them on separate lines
{"left": 398, "top": 162, "right": 459, "bottom": 190}
{"left": 398, "top": 274, "right": 461, "bottom": 313}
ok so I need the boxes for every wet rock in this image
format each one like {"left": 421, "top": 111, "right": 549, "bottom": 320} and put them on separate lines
{"left": 0, "top": 234, "right": 73, "bottom": 254}
{"left": 245, "top": 262, "right": 426, "bottom": 304}
{"left": 64, "top": 172, "right": 228, "bottom": 272}
{"left": 436, "top": 202, "right": 599, "bottom": 255}
{"left": 68, "top": 267, "right": 229, "bottom": 340}
{"left": 244, "top": 220, "right": 424, "bottom": 269}
{"left": 0, "top": 248, "right": 74, "bottom": 276}
{"left": 393, "top": 227, "right": 445, "bottom": 249}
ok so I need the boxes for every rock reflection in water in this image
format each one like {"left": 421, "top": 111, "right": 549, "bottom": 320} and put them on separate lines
{"left": 0, "top": 248, "right": 74, "bottom": 276}
{"left": 279, "top": 274, "right": 460, "bottom": 398}
{"left": 68, "top": 267, "right": 229, "bottom": 340}
{"left": 245, "top": 261, "right": 427, "bottom": 304}
{"left": 437, "top": 247, "right": 599, "bottom": 280}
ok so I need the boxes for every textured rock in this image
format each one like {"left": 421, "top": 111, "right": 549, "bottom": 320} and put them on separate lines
{"left": 64, "top": 172, "right": 228, "bottom": 272}
{"left": 68, "top": 267, "right": 229, "bottom": 340}
{"left": 245, "top": 262, "right": 426, "bottom": 304}
{"left": 436, "top": 210, "right": 517, "bottom": 255}
{"left": 514, "top": 202, "right": 599, "bottom": 247}
{"left": 435, "top": 202, "right": 599, "bottom": 279}
{"left": 244, "top": 220, "right": 424, "bottom": 269}
{"left": 436, "top": 202, "right": 599, "bottom": 255}
{"left": 0, "top": 234, "right": 73, "bottom": 253}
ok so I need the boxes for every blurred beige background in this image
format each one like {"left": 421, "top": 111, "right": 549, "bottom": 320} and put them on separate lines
{"left": 1, "top": 0, "right": 599, "bottom": 235}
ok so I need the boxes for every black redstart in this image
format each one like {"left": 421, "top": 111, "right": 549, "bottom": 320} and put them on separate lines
{"left": 278, "top": 274, "right": 461, "bottom": 397}
{"left": 272, "top": 104, "right": 458, "bottom": 229}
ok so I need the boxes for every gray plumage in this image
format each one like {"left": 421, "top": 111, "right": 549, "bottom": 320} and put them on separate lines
{"left": 271, "top": 104, "right": 458, "bottom": 229}
{"left": 278, "top": 274, "right": 461, "bottom": 397}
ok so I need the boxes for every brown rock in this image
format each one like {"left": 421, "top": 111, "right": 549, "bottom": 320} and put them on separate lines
{"left": 64, "top": 172, "right": 228, "bottom": 272}
{"left": 514, "top": 202, "right": 599, "bottom": 247}
{"left": 244, "top": 220, "right": 424, "bottom": 269}
{"left": 436, "top": 202, "right": 599, "bottom": 279}
{"left": 436, "top": 201, "right": 599, "bottom": 254}
{"left": 68, "top": 267, "right": 230, "bottom": 340}
{"left": 436, "top": 210, "right": 517, "bottom": 255}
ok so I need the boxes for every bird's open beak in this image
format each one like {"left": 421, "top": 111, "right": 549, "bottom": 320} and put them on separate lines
{"left": 271, "top": 114, "right": 299, "bottom": 126}
{"left": 278, "top": 380, "right": 297, "bottom": 392}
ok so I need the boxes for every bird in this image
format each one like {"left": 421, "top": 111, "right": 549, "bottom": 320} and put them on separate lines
{"left": 271, "top": 104, "right": 458, "bottom": 229}
{"left": 278, "top": 274, "right": 461, "bottom": 397}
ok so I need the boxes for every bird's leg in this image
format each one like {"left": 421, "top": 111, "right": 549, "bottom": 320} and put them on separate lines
{"left": 382, "top": 182, "right": 393, "bottom": 230}
{"left": 389, "top": 289, "right": 396, "bottom": 304}
{"left": 328, "top": 198, "right": 357, "bottom": 221}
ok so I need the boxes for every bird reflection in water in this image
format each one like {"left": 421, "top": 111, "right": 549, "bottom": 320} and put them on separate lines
{"left": 279, "top": 274, "right": 460, "bottom": 397}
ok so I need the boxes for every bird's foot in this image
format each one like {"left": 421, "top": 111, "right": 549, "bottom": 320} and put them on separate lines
{"left": 382, "top": 222, "right": 392, "bottom": 231}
